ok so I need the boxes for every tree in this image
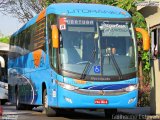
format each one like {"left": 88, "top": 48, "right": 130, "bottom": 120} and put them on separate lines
{"left": 0, "top": 0, "right": 7, "bottom": 11}
{"left": 0, "top": 0, "right": 42, "bottom": 23}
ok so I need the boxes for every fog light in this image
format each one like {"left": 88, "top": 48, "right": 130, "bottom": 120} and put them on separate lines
{"left": 128, "top": 97, "right": 136, "bottom": 104}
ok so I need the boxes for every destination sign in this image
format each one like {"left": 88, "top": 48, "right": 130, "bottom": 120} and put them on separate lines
{"left": 66, "top": 19, "right": 94, "bottom": 25}
{"left": 59, "top": 17, "right": 95, "bottom": 30}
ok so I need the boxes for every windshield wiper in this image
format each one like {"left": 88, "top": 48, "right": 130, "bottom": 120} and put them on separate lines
{"left": 110, "top": 54, "right": 123, "bottom": 80}
{"left": 80, "top": 50, "right": 96, "bottom": 79}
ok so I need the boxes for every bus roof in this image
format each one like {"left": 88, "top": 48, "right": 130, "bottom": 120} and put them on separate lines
{"left": 47, "top": 3, "right": 131, "bottom": 18}
{"left": 12, "top": 3, "right": 131, "bottom": 37}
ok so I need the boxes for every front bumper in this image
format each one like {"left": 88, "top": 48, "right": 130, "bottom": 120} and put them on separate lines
{"left": 56, "top": 86, "right": 138, "bottom": 108}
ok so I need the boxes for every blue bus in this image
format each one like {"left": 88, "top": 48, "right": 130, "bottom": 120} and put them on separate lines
{"left": 8, "top": 3, "right": 149, "bottom": 117}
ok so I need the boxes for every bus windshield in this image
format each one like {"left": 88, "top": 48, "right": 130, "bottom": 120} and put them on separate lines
{"left": 58, "top": 17, "right": 137, "bottom": 79}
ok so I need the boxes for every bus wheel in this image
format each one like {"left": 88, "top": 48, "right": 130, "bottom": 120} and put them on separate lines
{"left": 43, "top": 89, "right": 56, "bottom": 117}
{"left": 104, "top": 109, "right": 117, "bottom": 118}
{"left": 16, "top": 90, "right": 24, "bottom": 110}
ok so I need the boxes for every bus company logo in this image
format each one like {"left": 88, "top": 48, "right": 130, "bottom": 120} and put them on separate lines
{"left": 67, "top": 9, "right": 129, "bottom": 16}
{"left": 99, "top": 90, "right": 105, "bottom": 95}
{"left": 100, "top": 22, "right": 127, "bottom": 32}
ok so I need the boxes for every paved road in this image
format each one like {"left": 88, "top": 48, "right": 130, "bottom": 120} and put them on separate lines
{"left": 1, "top": 105, "right": 151, "bottom": 120}
{"left": 0, "top": 105, "right": 108, "bottom": 120}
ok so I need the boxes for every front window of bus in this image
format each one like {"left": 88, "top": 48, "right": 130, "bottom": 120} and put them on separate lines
{"left": 58, "top": 17, "right": 137, "bottom": 80}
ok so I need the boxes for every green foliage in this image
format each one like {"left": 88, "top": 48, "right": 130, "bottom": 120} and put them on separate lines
{"left": 56, "top": 0, "right": 73, "bottom": 3}
{"left": 116, "top": 0, "right": 134, "bottom": 11}
{"left": 0, "top": 36, "right": 10, "bottom": 44}
{"left": 142, "top": 51, "right": 150, "bottom": 71}
{"left": 138, "top": 91, "right": 150, "bottom": 106}
{"left": 138, "top": 71, "right": 151, "bottom": 107}
{"left": 132, "top": 12, "right": 146, "bottom": 28}
{"left": 103, "top": 0, "right": 115, "bottom": 4}
{"left": 46, "top": 0, "right": 53, "bottom": 6}
{"left": 80, "top": 0, "right": 92, "bottom": 3}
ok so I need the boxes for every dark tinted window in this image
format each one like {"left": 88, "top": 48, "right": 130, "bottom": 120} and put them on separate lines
{"left": 10, "top": 17, "right": 46, "bottom": 57}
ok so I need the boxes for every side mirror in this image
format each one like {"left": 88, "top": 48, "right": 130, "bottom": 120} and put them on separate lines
{"left": 135, "top": 28, "right": 150, "bottom": 51}
{"left": 51, "top": 25, "right": 59, "bottom": 48}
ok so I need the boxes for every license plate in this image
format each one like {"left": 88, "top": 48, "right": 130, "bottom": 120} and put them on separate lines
{"left": 95, "top": 99, "right": 108, "bottom": 104}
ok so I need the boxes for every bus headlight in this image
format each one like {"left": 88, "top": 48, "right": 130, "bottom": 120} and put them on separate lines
{"left": 124, "top": 84, "right": 138, "bottom": 92}
{"left": 56, "top": 80, "right": 79, "bottom": 91}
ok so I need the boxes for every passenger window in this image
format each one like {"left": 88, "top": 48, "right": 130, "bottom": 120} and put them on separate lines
{"left": 33, "top": 18, "right": 46, "bottom": 51}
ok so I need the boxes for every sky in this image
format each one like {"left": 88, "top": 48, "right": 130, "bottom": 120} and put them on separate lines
{"left": 0, "top": 13, "right": 23, "bottom": 36}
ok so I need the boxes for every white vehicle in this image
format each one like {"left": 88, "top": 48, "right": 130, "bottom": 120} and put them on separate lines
{"left": 0, "top": 42, "right": 9, "bottom": 105}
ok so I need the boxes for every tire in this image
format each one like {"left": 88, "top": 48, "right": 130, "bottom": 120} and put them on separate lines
{"left": 43, "top": 89, "right": 56, "bottom": 117}
{"left": 25, "top": 105, "right": 34, "bottom": 110}
{"left": 16, "top": 89, "right": 24, "bottom": 110}
{"left": 104, "top": 109, "right": 117, "bottom": 118}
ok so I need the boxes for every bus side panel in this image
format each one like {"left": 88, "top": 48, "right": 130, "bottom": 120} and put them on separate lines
{"left": 8, "top": 51, "right": 48, "bottom": 105}
{"left": 14, "top": 51, "right": 58, "bottom": 106}
{"left": 30, "top": 69, "right": 50, "bottom": 105}
{"left": 17, "top": 52, "right": 44, "bottom": 105}
{"left": 29, "top": 69, "right": 58, "bottom": 107}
